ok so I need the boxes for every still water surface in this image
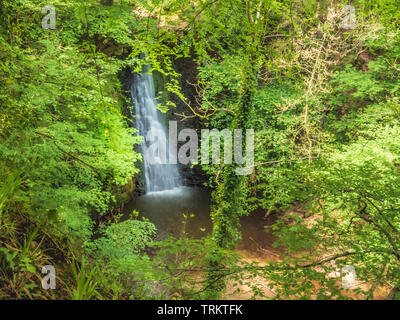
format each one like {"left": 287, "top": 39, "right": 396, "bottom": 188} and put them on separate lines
{"left": 123, "top": 186, "right": 280, "bottom": 258}
{"left": 124, "top": 187, "right": 213, "bottom": 240}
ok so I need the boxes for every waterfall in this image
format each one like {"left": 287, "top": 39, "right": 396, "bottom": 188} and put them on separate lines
{"left": 130, "top": 66, "right": 182, "bottom": 193}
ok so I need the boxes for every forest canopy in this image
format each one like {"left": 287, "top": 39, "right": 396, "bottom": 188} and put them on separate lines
{"left": 1, "top": 0, "right": 400, "bottom": 300}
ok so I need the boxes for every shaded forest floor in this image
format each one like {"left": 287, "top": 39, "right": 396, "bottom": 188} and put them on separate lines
{"left": 223, "top": 209, "right": 390, "bottom": 300}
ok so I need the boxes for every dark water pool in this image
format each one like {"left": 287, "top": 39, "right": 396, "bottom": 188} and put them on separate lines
{"left": 123, "top": 187, "right": 213, "bottom": 240}
{"left": 123, "top": 186, "right": 281, "bottom": 258}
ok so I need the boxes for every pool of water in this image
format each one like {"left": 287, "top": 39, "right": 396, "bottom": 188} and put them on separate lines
{"left": 123, "top": 186, "right": 281, "bottom": 259}
{"left": 123, "top": 187, "right": 213, "bottom": 240}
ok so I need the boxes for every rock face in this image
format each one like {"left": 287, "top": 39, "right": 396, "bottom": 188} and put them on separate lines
{"left": 169, "top": 57, "right": 209, "bottom": 187}
{"left": 102, "top": 42, "right": 124, "bottom": 56}
{"left": 113, "top": 177, "right": 136, "bottom": 208}
{"left": 96, "top": 36, "right": 127, "bottom": 57}
{"left": 151, "top": 57, "right": 209, "bottom": 188}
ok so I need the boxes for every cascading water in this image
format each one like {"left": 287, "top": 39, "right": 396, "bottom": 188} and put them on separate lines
{"left": 130, "top": 66, "right": 182, "bottom": 193}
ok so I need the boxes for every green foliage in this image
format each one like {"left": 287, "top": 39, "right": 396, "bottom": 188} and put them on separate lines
{"left": 0, "top": 0, "right": 142, "bottom": 245}
{"left": 67, "top": 258, "right": 98, "bottom": 300}
{"left": 0, "top": 0, "right": 146, "bottom": 299}
{"left": 269, "top": 120, "right": 400, "bottom": 298}
{"left": 149, "top": 235, "right": 242, "bottom": 299}
{"left": 90, "top": 219, "right": 156, "bottom": 260}
{"left": 193, "top": 0, "right": 400, "bottom": 299}
{"left": 2, "top": 0, "right": 400, "bottom": 300}
{"left": 354, "top": 0, "right": 400, "bottom": 27}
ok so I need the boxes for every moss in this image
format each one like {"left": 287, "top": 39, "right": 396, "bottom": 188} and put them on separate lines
{"left": 113, "top": 178, "right": 136, "bottom": 208}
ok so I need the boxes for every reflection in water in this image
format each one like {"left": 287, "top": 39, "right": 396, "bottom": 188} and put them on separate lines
{"left": 124, "top": 187, "right": 212, "bottom": 240}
